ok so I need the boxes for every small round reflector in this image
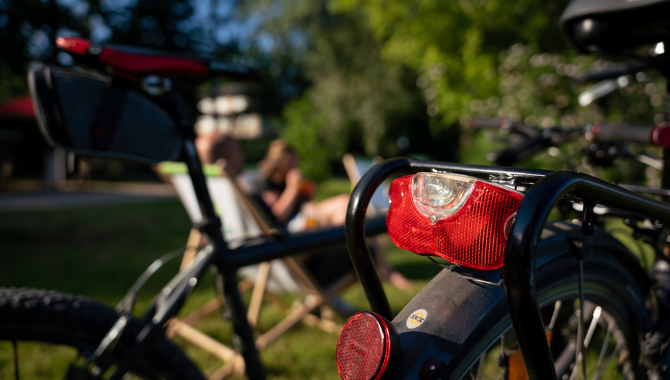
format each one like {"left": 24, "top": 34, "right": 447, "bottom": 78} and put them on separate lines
{"left": 336, "top": 312, "right": 398, "bottom": 380}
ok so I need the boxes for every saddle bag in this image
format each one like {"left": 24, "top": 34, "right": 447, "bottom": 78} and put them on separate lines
{"left": 28, "top": 66, "right": 182, "bottom": 164}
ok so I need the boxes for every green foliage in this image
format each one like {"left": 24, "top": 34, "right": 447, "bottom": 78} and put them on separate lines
{"left": 462, "top": 43, "right": 665, "bottom": 182}
{"left": 292, "top": 13, "right": 421, "bottom": 157}
{"left": 281, "top": 95, "right": 333, "bottom": 181}
{"left": 467, "top": 44, "right": 665, "bottom": 129}
{"left": 331, "top": 0, "right": 666, "bottom": 186}
{"left": 243, "top": 1, "right": 438, "bottom": 178}
{"left": 279, "top": 12, "right": 434, "bottom": 180}
{"left": 0, "top": 0, "right": 242, "bottom": 101}
{"left": 331, "top": 0, "right": 571, "bottom": 127}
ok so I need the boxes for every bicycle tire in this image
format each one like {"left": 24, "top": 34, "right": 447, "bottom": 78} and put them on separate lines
{"left": 388, "top": 221, "right": 653, "bottom": 380}
{"left": 0, "top": 288, "right": 206, "bottom": 380}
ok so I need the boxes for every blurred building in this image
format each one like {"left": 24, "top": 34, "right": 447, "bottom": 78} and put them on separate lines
{"left": 194, "top": 82, "right": 275, "bottom": 165}
{"left": 195, "top": 82, "right": 271, "bottom": 140}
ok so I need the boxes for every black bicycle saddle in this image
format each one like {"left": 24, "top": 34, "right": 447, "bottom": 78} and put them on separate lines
{"left": 560, "top": 0, "right": 670, "bottom": 54}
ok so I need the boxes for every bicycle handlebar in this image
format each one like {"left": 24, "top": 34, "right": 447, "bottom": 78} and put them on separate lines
{"left": 575, "top": 63, "right": 647, "bottom": 83}
{"left": 590, "top": 123, "right": 670, "bottom": 148}
{"left": 491, "top": 133, "right": 550, "bottom": 166}
{"left": 469, "top": 117, "right": 509, "bottom": 129}
{"left": 470, "top": 117, "right": 540, "bottom": 139}
{"left": 472, "top": 116, "right": 670, "bottom": 165}
{"left": 471, "top": 117, "right": 583, "bottom": 165}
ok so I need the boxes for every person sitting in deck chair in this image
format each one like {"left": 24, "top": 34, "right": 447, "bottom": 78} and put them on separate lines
{"left": 196, "top": 132, "right": 245, "bottom": 179}
{"left": 255, "top": 139, "right": 413, "bottom": 291}
{"left": 256, "top": 139, "right": 349, "bottom": 231}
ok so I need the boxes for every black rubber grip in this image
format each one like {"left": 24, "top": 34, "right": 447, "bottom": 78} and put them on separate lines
{"left": 470, "top": 117, "right": 505, "bottom": 129}
{"left": 575, "top": 64, "right": 646, "bottom": 83}
{"left": 492, "top": 134, "right": 549, "bottom": 166}
{"left": 592, "top": 124, "right": 653, "bottom": 144}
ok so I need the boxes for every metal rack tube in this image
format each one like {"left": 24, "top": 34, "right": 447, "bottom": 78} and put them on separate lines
{"left": 344, "top": 158, "right": 550, "bottom": 320}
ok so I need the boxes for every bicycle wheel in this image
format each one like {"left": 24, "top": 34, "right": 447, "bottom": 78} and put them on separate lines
{"left": 388, "top": 221, "right": 653, "bottom": 380}
{"left": 0, "top": 288, "right": 206, "bottom": 380}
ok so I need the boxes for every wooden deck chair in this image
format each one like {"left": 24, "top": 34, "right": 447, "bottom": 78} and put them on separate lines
{"left": 342, "top": 154, "right": 389, "bottom": 214}
{"left": 155, "top": 162, "right": 356, "bottom": 380}
{"left": 342, "top": 154, "right": 397, "bottom": 280}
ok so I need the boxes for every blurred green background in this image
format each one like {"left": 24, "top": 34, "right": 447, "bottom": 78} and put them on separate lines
{"left": 0, "top": 184, "right": 443, "bottom": 379}
{"left": 0, "top": 0, "right": 668, "bottom": 378}
{"left": 1, "top": 0, "right": 666, "bottom": 180}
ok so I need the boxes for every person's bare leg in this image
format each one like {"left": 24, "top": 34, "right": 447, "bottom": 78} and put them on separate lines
{"left": 308, "top": 193, "right": 412, "bottom": 290}
{"left": 312, "top": 194, "right": 349, "bottom": 227}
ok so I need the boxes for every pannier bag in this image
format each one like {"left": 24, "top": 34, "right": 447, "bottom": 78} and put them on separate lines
{"left": 29, "top": 66, "right": 183, "bottom": 164}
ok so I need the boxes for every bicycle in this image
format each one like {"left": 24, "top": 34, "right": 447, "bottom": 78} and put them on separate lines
{"left": 334, "top": 1, "right": 670, "bottom": 379}
{"left": 1, "top": 37, "right": 389, "bottom": 379}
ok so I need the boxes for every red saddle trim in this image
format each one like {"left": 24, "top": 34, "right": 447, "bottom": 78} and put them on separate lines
{"left": 56, "top": 36, "right": 211, "bottom": 77}
{"left": 56, "top": 37, "right": 91, "bottom": 56}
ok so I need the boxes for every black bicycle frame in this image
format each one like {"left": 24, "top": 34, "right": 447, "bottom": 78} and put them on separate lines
{"left": 345, "top": 157, "right": 549, "bottom": 320}
{"left": 506, "top": 170, "right": 670, "bottom": 379}
{"left": 105, "top": 92, "right": 388, "bottom": 380}
{"left": 345, "top": 157, "right": 670, "bottom": 380}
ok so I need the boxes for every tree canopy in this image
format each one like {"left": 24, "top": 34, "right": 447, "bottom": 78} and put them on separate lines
{"left": 0, "top": 0, "right": 243, "bottom": 101}
{"left": 2, "top": 0, "right": 665, "bottom": 181}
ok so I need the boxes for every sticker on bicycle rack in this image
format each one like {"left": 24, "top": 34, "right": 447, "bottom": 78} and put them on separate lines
{"left": 406, "top": 309, "right": 427, "bottom": 329}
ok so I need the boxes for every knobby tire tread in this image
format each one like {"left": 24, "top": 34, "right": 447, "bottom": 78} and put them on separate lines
{"left": 0, "top": 288, "right": 206, "bottom": 380}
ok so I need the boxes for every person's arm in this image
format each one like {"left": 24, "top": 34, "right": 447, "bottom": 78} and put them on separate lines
{"left": 262, "top": 168, "right": 302, "bottom": 224}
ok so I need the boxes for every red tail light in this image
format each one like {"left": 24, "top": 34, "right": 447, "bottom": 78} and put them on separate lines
{"left": 336, "top": 312, "right": 399, "bottom": 380}
{"left": 386, "top": 173, "right": 523, "bottom": 270}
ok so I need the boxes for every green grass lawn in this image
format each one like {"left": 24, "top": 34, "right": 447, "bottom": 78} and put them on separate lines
{"left": 0, "top": 180, "right": 438, "bottom": 379}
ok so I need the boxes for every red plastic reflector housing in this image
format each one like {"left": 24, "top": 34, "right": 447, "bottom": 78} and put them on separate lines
{"left": 337, "top": 312, "right": 398, "bottom": 380}
{"left": 386, "top": 173, "right": 523, "bottom": 270}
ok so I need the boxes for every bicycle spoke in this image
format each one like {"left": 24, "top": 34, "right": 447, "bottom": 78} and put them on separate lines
{"left": 475, "top": 351, "right": 486, "bottom": 380}
{"left": 575, "top": 259, "right": 586, "bottom": 380}
{"left": 499, "top": 335, "right": 505, "bottom": 380}
{"left": 569, "top": 306, "right": 602, "bottom": 380}
{"left": 592, "top": 324, "right": 613, "bottom": 379}
{"left": 592, "top": 344, "right": 620, "bottom": 380}
{"left": 548, "top": 300, "right": 563, "bottom": 331}
{"left": 584, "top": 307, "right": 602, "bottom": 347}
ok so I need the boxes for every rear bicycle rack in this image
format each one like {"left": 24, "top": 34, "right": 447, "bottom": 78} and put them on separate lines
{"left": 345, "top": 157, "right": 670, "bottom": 380}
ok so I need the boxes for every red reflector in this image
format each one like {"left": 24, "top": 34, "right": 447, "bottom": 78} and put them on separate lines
{"left": 386, "top": 174, "right": 523, "bottom": 270}
{"left": 337, "top": 312, "right": 396, "bottom": 380}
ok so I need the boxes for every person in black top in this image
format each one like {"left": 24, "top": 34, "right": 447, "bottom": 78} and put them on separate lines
{"left": 257, "top": 139, "right": 413, "bottom": 290}
{"left": 256, "top": 139, "right": 353, "bottom": 231}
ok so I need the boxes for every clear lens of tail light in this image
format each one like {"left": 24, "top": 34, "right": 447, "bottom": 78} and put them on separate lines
{"left": 387, "top": 173, "right": 523, "bottom": 270}
{"left": 412, "top": 173, "right": 476, "bottom": 222}
{"left": 336, "top": 312, "right": 399, "bottom": 380}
